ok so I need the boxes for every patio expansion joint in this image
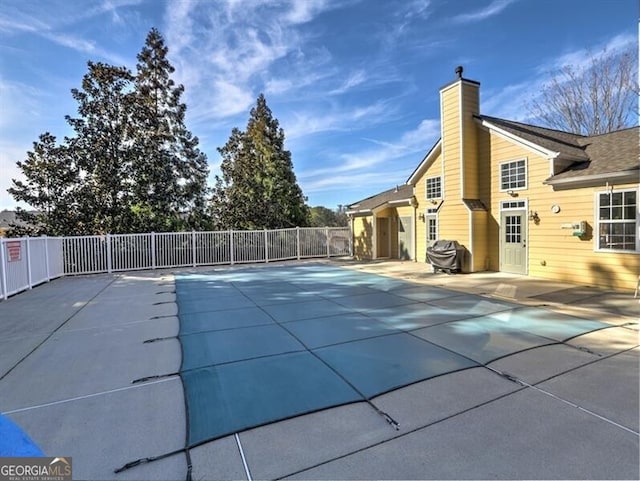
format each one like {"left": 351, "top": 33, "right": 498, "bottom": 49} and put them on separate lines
{"left": 2, "top": 376, "right": 179, "bottom": 415}
{"left": 274, "top": 379, "right": 530, "bottom": 481}
{"left": 0, "top": 275, "right": 119, "bottom": 382}
{"left": 276, "top": 348, "right": 639, "bottom": 480}
{"left": 487, "top": 347, "right": 640, "bottom": 437}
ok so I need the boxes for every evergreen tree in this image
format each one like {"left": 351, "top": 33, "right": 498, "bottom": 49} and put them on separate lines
{"left": 7, "top": 133, "right": 81, "bottom": 236}
{"left": 212, "top": 94, "right": 310, "bottom": 229}
{"left": 65, "top": 62, "right": 136, "bottom": 234}
{"left": 8, "top": 28, "right": 209, "bottom": 235}
{"left": 309, "top": 206, "right": 349, "bottom": 227}
{"left": 131, "top": 28, "right": 209, "bottom": 232}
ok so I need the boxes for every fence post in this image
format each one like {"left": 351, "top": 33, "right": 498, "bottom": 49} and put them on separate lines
{"left": 150, "top": 233, "right": 156, "bottom": 270}
{"left": 26, "top": 237, "right": 32, "bottom": 289}
{"left": 349, "top": 223, "right": 354, "bottom": 257}
{"left": 192, "top": 231, "right": 197, "bottom": 267}
{"left": 229, "top": 230, "right": 235, "bottom": 266}
{"left": 296, "top": 227, "right": 300, "bottom": 260}
{"left": 325, "top": 227, "right": 330, "bottom": 258}
{"left": 264, "top": 229, "right": 269, "bottom": 263}
{"left": 44, "top": 236, "right": 50, "bottom": 282}
{"left": 106, "top": 234, "right": 113, "bottom": 273}
{"left": 0, "top": 239, "right": 7, "bottom": 300}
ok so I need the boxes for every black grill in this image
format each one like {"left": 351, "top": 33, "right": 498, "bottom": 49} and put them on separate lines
{"left": 426, "top": 240, "right": 465, "bottom": 273}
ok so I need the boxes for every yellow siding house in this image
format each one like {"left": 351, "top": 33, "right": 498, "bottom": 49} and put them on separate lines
{"left": 347, "top": 68, "right": 640, "bottom": 290}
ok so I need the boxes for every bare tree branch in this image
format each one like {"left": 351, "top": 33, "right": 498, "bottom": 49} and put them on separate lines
{"left": 527, "top": 46, "right": 638, "bottom": 135}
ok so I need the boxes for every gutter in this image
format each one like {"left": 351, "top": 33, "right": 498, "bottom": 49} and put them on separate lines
{"left": 544, "top": 169, "right": 639, "bottom": 188}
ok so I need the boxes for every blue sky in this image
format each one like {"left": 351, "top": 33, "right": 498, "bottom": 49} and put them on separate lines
{"left": 0, "top": 0, "right": 637, "bottom": 211}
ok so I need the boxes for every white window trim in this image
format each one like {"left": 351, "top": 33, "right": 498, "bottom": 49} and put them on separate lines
{"left": 499, "top": 158, "right": 528, "bottom": 192}
{"left": 425, "top": 211, "right": 438, "bottom": 243}
{"left": 594, "top": 187, "right": 640, "bottom": 253}
{"left": 425, "top": 175, "right": 442, "bottom": 200}
{"left": 500, "top": 199, "right": 527, "bottom": 211}
{"left": 499, "top": 199, "right": 529, "bottom": 274}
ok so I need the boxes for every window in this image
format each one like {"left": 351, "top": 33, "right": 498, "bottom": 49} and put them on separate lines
{"left": 500, "top": 159, "right": 526, "bottom": 190}
{"left": 504, "top": 215, "right": 522, "bottom": 243}
{"left": 597, "top": 190, "right": 638, "bottom": 251}
{"left": 426, "top": 176, "right": 442, "bottom": 200}
{"left": 427, "top": 216, "right": 438, "bottom": 242}
{"left": 501, "top": 200, "right": 526, "bottom": 209}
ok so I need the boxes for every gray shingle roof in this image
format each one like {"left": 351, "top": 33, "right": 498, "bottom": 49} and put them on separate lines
{"left": 0, "top": 210, "right": 21, "bottom": 229}
{"left": 478, "top": 115, "right": 639, "bottom": 182}
{"left": 477, "top": 115, "right": 589, "bottom": 160}
{"left": 549, "top": 127, "right": 639, "bottom": 180}
{"left": 347, "top": 184, "right": 414, "bottom": 212}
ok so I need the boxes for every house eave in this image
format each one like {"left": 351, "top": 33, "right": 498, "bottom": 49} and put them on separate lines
{"left": 372, "top": 198, "right": 415, "bottom": 213}
{"left": 544, "top": 170, "right": 639, "bottom": 189}
{"left": 407, "top": 140, "right": 442, "bottom": 185}
{"left": 478, "top": 118, "right": 560, "bottom": 160}
{"left": 346, "top": 209, "right": 372, "bottom": 216}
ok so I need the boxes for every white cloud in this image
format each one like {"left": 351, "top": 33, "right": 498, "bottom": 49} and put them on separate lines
{"left": 329, "top": 70, "right": 367, "bottom": 95}
{"left": 163, "top": 0, "right": 341, "bottom": 127}
{"left": 0, "top": 141, "right": 30, "bottom": 210}
{"left": 0, "top": 79, "right": 46, "bottom": 130}
{"left": 210, "top": 80, "right": 256, "bottom": 119}
{"left": 297, "top": 117, "right": 440, "bottom": 203}
{"left": 303, "top": 171, "right": 403, "bottom": 193}
{"left": 483, "top": 31, "right": 638, "bottom": 122}
{"left": 541, "top": 32, "right": 637, "bottom": 73}
{"left": 284, "top": 0, "right": 329, "bottom": 25}
{"left": 481, "top": 81, "right": 542, "bottom": 121}
{"left": 401, "top": 0, "right": 431, "bottom": 20}
{"left": 284, "top": 100, "right": 393, "bottom": 139}
{"left": 453, "top": 0, "right": 517, "bottom": 23}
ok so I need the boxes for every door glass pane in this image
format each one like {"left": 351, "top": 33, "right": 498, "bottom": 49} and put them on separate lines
{"left": 427, "top": 218, "right": 437, "bottom": 241}
{"left": 505, "top": 215, "right": 521, "bottom": 243}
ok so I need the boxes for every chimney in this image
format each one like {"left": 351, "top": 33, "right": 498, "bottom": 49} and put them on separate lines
{"left": 439, "top": 66, "right": 481, "bottom": 198}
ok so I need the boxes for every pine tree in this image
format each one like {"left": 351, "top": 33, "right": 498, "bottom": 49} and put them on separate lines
{"left": 65, "top": 62, "right": 136, "bottom": 234}
{"left": 7, "top": 133, "right": 81, "bottom": 236}
{"left": 212, "top": 94, "right": 310, "bottom": 229}
{"left": 131, "top": 28, "right": 209, "bottom": 232}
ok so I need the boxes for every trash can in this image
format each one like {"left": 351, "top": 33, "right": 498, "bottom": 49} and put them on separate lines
{"left": 426, "top": 240, "right": 465, "bottom": 273}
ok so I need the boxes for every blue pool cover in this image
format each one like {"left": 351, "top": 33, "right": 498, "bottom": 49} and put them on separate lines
{"left": 174, "top": 264, "right": 611, "bottom": 447}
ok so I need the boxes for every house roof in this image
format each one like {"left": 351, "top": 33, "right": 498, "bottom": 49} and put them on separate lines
{"left": 406, "top": 140, "right": 442, "bottom": 186}
{"left": 546, "top": 127, "right": 639, "bottom": 183}
{"left": 0, "top": 210, "right": 22, "bottom": 229}
{"left": 477, "top": 116, "right": 639, "bottom": 186}
{"left": 476, "top": 115, "right": 589, "bottom": 160}
{"left": 0, "top": 210, "right": 38, "bottom": 230}
{"left": 354, "top": 114, "right": 637, "bottom": 208}
{"left": 347, "top": 184, "right": 414, "bottom": 214}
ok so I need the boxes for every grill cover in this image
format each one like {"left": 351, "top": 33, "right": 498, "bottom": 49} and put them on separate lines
{"left": 427, "top": 240, "right": 464, "bottom": 272}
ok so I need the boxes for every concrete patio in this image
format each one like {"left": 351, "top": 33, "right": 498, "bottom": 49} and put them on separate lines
{"left": 0, "top": 259, "right": 638, "bottom": 480}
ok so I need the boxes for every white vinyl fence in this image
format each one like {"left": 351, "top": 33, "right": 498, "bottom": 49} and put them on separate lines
{"left": 1, "top": 227, "right": 351, "bottom": 300}
{"left": 0, "top": 237, "right": 65, "bottom": 299}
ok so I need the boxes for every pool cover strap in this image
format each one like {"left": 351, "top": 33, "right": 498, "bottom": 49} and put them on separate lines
{"left": 114, "top": 446, "right": 188, "bottom": 474}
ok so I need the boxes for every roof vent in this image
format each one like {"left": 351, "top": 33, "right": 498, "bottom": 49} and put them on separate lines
{"left": 455, "top": 65, "right": 463, "bottom": 79}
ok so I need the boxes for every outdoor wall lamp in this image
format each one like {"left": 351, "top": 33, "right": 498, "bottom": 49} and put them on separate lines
{"left": 507, "top": 190, "right": 516, "bottom": 197}
{"left": 418, "top": 213, "right": 426, "bottom": 222}
{"left": 529, "top": 210, "right": 539, "bottom": 222}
